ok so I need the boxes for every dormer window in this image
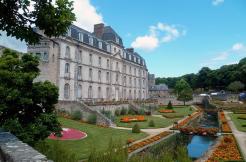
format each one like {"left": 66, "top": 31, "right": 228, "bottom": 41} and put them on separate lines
{"left": 79, "top": 32, "right": 83, "bottom": 41}
{"left": 129, "top": 55, "right": 131, "bottom": 60}
{"left": 99, "top": 41, "right": 102, "bottom": 49}
{"left": 116, "top": 37, "right": 119, "bottom": 44}
{"left": 107, "top": 44, "right": 110, "bottom": 52}
{"left": 67, "top": 28, "right": 71, "bottom": 37}
{"left": 89, "top": 37, "right": 93, "bottom": 45}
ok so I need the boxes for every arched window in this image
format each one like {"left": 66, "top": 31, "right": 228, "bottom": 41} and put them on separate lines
{"left": 89, "top": 68, "right": 93, "bottom": 80}
{"left": 98, "top": 70, "right": 101, "bottom": 82}
{"left": 65, "top": 63, "right": 70, "bottom": 73}
{"left": 107, "top": 59, "right": 110, "bottom": 69}
{"left": 106, "top": 72, "right": 110, "bottom": 83}
{"left": 88, "top": 86, "right": 93, "bottom": 98}
{"left": 77, "top": 84, "right": 82, "bottom": 99}
{"left": 77, "top": 66, "right": 82, "bottom": 80}
{"left": 65, "top": 46, "right": 70, "bottom": 58}
{"left": 106, "top": 87, "right": 110, "bottom": 99}
{"left": 64, "top": 84, "right": 70, "bottom": 99}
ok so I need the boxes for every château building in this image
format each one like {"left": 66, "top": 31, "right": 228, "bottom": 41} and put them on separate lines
{"left": 28, "top": 23, "right": 148, "bottom": 102}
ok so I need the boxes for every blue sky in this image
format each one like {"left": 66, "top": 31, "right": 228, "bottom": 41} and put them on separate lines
{"left": 1, "top": 0, "right": 246, "bottom": 77}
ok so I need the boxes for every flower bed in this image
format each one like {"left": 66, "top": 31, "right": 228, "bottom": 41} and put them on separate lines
{"left": 48, "top": 128, "right": 87, "bottom": 140}
{"left": 120, "top": 115, "right": 146, "bottom": 123}
{"left": 179, "top": 127, "right": 218, "bottom": 136}
{"left": 218, "top": 111, "right": 232, "bottom": 133}
{"left": 128, "top": 131, "right": 172, "bottom": 153}
{"left": 207, "top": 135, "right": 243, "bottom": 162}
{"left": 159, "top": 109, "right": 176, "bottom": 113}
{"left": 172, "top": 110, "right": 202, "bottom": 129}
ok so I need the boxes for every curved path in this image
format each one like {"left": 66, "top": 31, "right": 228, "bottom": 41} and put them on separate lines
{"left": 225, "top": 111, "right": 246, "bottom": 160}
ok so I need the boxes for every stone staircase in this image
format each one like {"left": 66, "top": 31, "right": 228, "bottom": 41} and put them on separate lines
{"left": 128, "top": 101, "right": 141, "bottom": 112}
{"left": 79, "top": 101, "right": 116, "bottom": 127}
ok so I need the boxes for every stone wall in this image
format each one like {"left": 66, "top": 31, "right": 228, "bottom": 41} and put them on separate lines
{"left": 0, "top": 131, "right": 51, "bottom": 162}
{"left": 89, "top": 104, "right": 129, "bottom": 113}
{"left": 56, "top": 101, "right": 115, "bottom": 126}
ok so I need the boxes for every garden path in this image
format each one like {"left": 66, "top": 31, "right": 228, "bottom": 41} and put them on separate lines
{"left": 225, "top": 111, "right": 246, "bottom": 160}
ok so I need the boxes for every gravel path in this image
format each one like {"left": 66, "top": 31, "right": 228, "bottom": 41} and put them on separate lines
{"left": 225, "top": 111, "right": 246, "bottom": 160}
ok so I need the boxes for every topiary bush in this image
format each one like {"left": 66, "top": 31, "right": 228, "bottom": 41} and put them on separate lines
{"left": 71, "top": 110, "right": 82, "bottom": 120}
{"left": 120, "top": 108, "right": 128, "bottom": 115}
{"left": 87, "top": 114, "right": 97, "bottom": 124}
{"left": 132, "top": 124, "right": 141, "bottom": 133}
{"left": 149, "top": 120, "right": 155, "bottom": 127}
{"left": 167, "top": 101, "right": 173, "bottom": 109}
{"left": 138, "top": 109, "right": 145, "bottom": 115}
{"left": 128, "top": 108, "right": 136, "bottom": 115}
{"left": 114, "top": 109, "right": 121, "bottom": 116}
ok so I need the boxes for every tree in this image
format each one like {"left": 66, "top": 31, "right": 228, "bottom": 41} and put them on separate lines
{"left": 0, "top": 0, "right": 75, "bottom": 44}
{"left": 227, "top": 81, "right": 245, "bottom": 93}
{"left": 0, "top": 49, "right": 61, "bottom": 145}
{"left": 175, "top": 79, "right": 193, "bottom": 105}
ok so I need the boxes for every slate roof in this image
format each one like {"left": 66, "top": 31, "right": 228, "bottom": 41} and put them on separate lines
{"left": 149, "top": 84, "right": 169, "bottom": 91}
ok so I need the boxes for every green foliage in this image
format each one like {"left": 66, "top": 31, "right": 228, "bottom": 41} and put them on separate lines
{"left": 87, "top": 114, "right": 97, "bottom": 124}
{"left": 0, "top": 49, "right": 61, "bottom": 145}
{"left": 176, "top": 146, "right": 192, "bottom": 162}
{"left": 138, "top": 108, "right": 145, "bottom": 115}
{"left": 114, "top": 109, "right": 121, "bottom": 116}
{"left": 35, "top": 141, "right": 78, "bottom": 162}
{"left": 132, "top": 124, "right": 141, "bottom": 133}
{"left": 120, "top": 108, "right": 128, "bottom": 115}
{"left": 71, "top": 110, "right": 82, "bottom": 120}
{"left": 149, "top": 120, "right": 155, "bottom": 127}
{"left": 0, "top": 0, "right": 76, "bottom": 44}
{"left": 101, "top": 110, "right": 115, "bottom": 122}
{"left": 227, "top": 81, "right": 245, "bottom": 93}
{"left": 237, "top": 115, "right": 246, "bottom": 120}
{"left": 175, "top": 79, "right": 193, "bottom": 105}
{"left": 167, "top": 101, "right": 173, "bottom": 109}
{"left": 128, "top": 108, "right": 136, "bottom": 115}
{"left": 155, "top": 57, "right": 246, "bottom": 91}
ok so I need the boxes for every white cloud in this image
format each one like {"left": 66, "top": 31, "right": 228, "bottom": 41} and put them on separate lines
{"left": 73, "top": 0, "right": 104, "bottom": 32}
{"left": 131, "top": 35, "right": 159, "bottom": 51}
{"left": 232, "top": 43, "right": 245, "bottom": 52}
{"left": 212, "top": 52, "right": 228, "bottom": 61}
{"left": 212, "top": 0, "right": 224, "bottom": 6}
{"left": 131, "top": 22, "right": 185, "bottom": 51}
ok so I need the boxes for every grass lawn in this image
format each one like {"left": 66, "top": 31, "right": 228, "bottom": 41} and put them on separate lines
{"left": 46, "top": 117, "right": 147, "bottom": 160}
{"left": 115, "top": 106, "right": 194, "bottom": 129}
{"left": 229, "top": 113, "right": 246, "bottom": 132}
{"left": 154, "top": 106, "right": 194, "bottom": 116}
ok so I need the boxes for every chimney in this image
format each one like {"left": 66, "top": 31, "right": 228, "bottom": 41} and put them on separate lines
{"left": 126, "top": 48, "right": 134, "bottom": 53}
{"left": 94, "top": 23, "right": 104, "bottom": 38}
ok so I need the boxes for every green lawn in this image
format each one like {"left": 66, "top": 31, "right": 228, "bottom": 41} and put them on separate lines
{"left": 229, "top": 113, "right": 246, "bottom": 132}
{"left": 115, "top": 106, "right": 194, "bottom": 129}
{"left": 154, "top": 106, "right": 194, "bottom": 116}
{"left": 46, "top": 117, "right": 147, "bottom": 160}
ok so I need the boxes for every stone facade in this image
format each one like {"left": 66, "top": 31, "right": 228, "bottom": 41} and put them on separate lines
{"left": 28, "top": 24, "right": 149, "bottom": 102}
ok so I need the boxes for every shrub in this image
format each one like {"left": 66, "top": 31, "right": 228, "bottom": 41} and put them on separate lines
{"left": 167, "top": 101, "right": 173, "bottom": 109}
{"left": 128, "top": 108, "right": 136, "bottom": 115}
{"left": 71, "top": 110, "right": 82, "bottom": 120}
{"left": 87, "top": 114, "right": 97, "bottom": 124}
{"left": 132, "top": 124, "right": 141, "bottom": 133}
{"left": 149, "top": 120, "right": 155, "bottom": 127}
{"left": 114, "top": 109, "right": 121, "bottom": 116}
{"left": 138, "top": 109, "right": 145, "bottom": 115}
{"left": 189, "top": 107, "right": 193, "bottom": 111}
{"left": 237, "top": 115, "right": 246, "bottom": 120}
{"left": 120, "top": 108, "right": 128, "bottom": 115}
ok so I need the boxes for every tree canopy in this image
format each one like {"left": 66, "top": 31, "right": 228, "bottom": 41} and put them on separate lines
{"left": 175, "top": 79, "right": 193, "bottom": 105}
{"left": 156, "top": 57, "right": 246, "bottom": 92}
{"left": 0, "top": 49, "right": 61, "bottom": 145}
{"left": 0, "top": 0, "right": 76, "bottom": 44}
{"left": 227, "top": 81, "right": 245, "bottom": 93}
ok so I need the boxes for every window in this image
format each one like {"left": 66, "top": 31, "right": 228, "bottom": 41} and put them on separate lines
{"left": 89, "top": 37, "right": 93, "bottom": 45}
{"left": 124, "top": 76, "right": 126, "bottom": 86}
{"left": 129, "top": 77, "right": 132, "bottom": 86}
{"left": 106, "top": 72, "right": 110, "bottom": 83}
{"left": 65, "top": 46, "right": 70, "bottom": 58}
{"left": 134, "top": 68, "right": 136, "bottom": 75}
{"left": 138, "top": 69, "right": 141, "bottom": 76}
{"left": 114, "top": 47, "right": 116, "bottom": 53}
{"left": 77, "top": 84, "right": 82, "bottom": 98}
{"left": 129, "top": 90, "right": 132, "bottom": 99}
{"left": 89, "top": 54, "right": 93, "bottom": 65}
{"left": 89, "top": 68, "right": 93, "bottom": 80}
{"left": 106, "top": 87, "right": 110, "bottom": 99}
{"left": 129, "top": 66, "right": 132, "bottom": 74}
{"left": 64, "top": 84, "right": 70, "bottom": 99}
{"left": 99, "top": 41, "right": 102, "bottom": 49}
{"left": 77, "top": 66, "right": 82, "bottom": 79}
{"left": 107, "top": 44, "right": 110, "bottom": 52}
{"left": 79, "top": 33, "right": 83, "bottom": 41}
{"left": 43, "top": 52, "right": 49, "bottom": 61}
{"left": 98, "top": 87, "right": 101, "bottom": 98}
{"left": 77, "top": 50, "right": 82, "bottom": 63}
{"left": 65, "top": 63, "right": 70, "bottom": 74}
{"left": 88, "top": 86, "right": 93, "bottom": 98}
{"left": 116, "top": 62, "right": 119, "bottom": 70}
{"left": 98, "top": 70, "right": 101, "bottom": 82}
{"left": 98, "top": 57, "right": 101, "bottom": 67}
{"left": 116, "top": 73, "right": 119, "bottom": 83}
{"left": 134, "top": 78, "right": 136, "bottom": 87}
{"left": 107, "top": 59, "right": 110, "bottom": 69}
{"left": 143, "top": 79, "right": 145, "bottom": 85}
{"left": 52, "top": 54, "right": 55, "bottom": 62}
{"left": 123, "top": 64, "right": 126, "bottom": 73}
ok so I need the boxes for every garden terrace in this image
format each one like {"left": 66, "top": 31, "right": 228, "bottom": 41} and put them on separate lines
{"left": 206, "top": 135, "right": 243, "bottom": 162}
{"left": 127, "top": 131, "right": 173, "bottom": 155}
{"left": 46, "top": 117, "right": 147, "bottom": 160}
{"left": 229, "top": 113, "right": 246, "bottom": 132}
{"left": 218, "top": 111, "right": 232, "bottom": 133}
